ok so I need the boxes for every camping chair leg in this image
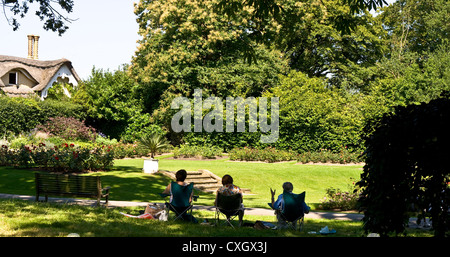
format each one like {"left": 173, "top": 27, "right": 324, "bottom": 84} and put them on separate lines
{"left": 299, "top": 217, "right": 304, "bottom": 231}
{"left": 166, "top": 202, "right": 193, "bottom": 222}
{"left": 215, "top": 208, "right": 239, "bottom": 228}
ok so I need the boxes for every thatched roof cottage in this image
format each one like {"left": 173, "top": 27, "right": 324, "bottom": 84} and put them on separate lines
{"left": 0, "top": 35, "right": 80, "bottom": 100}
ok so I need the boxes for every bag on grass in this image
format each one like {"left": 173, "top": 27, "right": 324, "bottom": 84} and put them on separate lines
{"left": 119, "top": 212, "right": 155, "bottom": 219}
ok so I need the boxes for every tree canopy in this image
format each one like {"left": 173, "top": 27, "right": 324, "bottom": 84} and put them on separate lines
{"left": 1, "top": 0, "right": 75, "bottom": 35}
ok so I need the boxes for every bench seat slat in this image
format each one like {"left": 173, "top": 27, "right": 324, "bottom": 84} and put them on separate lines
{"left": 35, "top": 173, "right": 110, "bottom": 207}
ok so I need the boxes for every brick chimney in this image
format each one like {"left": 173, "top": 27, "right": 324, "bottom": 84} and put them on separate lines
{"left": 27, "top": 35, "right": 40, "bottom": 60}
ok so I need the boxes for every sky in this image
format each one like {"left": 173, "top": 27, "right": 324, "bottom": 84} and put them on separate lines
{"left": 0, "top": 1, "right": 140, "bottom": 80}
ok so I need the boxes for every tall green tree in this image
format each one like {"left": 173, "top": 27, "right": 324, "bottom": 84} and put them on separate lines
{"left": 266, "top": 70, "right": 365, "bottom": 153}
{"left": 130, "top": 0, "right": 288, "bottom": 137}
{"left": 72, "top": 66, "right": 147, "bottom": 140}
{"left": 379, "top": 0, "right": 450, "bottom": 56}
{"left": 216, "top": 0, "right": 389, "bottom": 64}
{"left": 269, "top": 0, "right": 386, "bottom": 88}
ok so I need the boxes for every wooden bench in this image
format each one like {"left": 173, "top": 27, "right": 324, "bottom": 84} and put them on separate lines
{"left": 35, "top": 173, "right": 111, "bottom": 207}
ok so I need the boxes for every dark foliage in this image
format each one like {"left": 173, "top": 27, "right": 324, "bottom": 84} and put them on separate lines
{"left": 357, "top": 96, "right": 450, "bottom": 237}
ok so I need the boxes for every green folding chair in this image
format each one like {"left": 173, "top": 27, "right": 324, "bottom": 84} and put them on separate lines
{"left": 160, "top": 182, "right": 198, "bottom": 222}
{"left": 215, "top": 193, "right": 244, "bottom": 228}
{"left": 269, "top": 191, "right": 306, "bottom": 231}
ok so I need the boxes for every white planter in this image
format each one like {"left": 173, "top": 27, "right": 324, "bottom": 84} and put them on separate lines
{"left": 143, "top": 159, "right": 159, "bottom": 174}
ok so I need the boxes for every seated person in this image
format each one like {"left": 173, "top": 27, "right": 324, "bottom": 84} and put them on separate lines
{"left": 215, "top": 174, "right": 245, "bottom": 224}
{"left": 270, "top": 182, "right": 310, "bottom": 226}
{"left": 162, "top": 169, "right": 197, "bottom": 223}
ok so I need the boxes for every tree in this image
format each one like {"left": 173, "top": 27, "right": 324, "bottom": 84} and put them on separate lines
{"left": 216, "top": 0, "right": 389, "bottom": 63}
{"left": 72, "top": 66, "right": 145, "bottom": 140}
{"left": 379, "top": 0, "right": 450, "bottom": 56}
{"left": 1, "top": 0, "right": 75, "bottom": 35}
{"left": 270, "top": 0, "right": 387, "bottom": 83}
{"left": 266, "top": 70, "right": 365, "bottom": 153}
{"left": 357, "top": 97, "right": 450, "bottom": 237}
{"left": 130, "top": 0, "right": 288, "bottom": 143}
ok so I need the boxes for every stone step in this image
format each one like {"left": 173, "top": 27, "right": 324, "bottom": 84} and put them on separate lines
{"left": 186, "top": 174, "right": 213, "bottom": 179}
{"left": 159, "top": 169, "right": 252, "bottom": 194}
{"left": 185, "top": 179, "right": 218, "bottom": 184}
{"left": 186, "top": 170, "right": 203, "bottom": 175}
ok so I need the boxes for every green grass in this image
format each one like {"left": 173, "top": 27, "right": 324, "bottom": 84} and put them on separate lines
{"left": 156, "top": 157, "right": 363, "bottom": 208}
{"left": 0, "top": 158, "right": 435, "bottom": 237}
{"left": 0, "top": 199, "right": 433, "bottom": 237}
{"left": 0, "top": 156, "right": 363, "bottom": 209}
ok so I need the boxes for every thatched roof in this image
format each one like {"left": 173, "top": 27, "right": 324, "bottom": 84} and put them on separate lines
{"left": 0, "top": 55, "right": 80, "bottom": 97}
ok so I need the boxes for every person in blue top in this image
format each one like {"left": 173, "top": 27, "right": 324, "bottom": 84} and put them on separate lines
{"left": 270, "top": 182, "right": 310, "bottom": 226}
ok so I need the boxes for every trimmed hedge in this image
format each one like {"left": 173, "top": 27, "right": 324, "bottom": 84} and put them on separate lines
{"left": 0, "top": 97, "right": 85, "bottom": 136}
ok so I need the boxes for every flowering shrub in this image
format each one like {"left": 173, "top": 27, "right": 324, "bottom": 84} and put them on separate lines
{"left": 0, "top": 143, "right": 114, "bottom": 172}
{"left": 297, "top": 147, "right": 363, "bottom": 164}
{"left": 229, "top": 147, "right": 298, "bottom": 163}
{"left": 109, "top": 141, "right": 150, "bottom": 159}
{"left": 319, "top": 179, "right": 361, "bottom": 211}
{"left": 37, "top": 116, "right": 97, "bottom": 142}
{"left": 173, "top": 144, "right": 222, "bottom": 159}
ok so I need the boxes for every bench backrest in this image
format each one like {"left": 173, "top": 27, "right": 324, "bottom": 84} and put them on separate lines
{"left": 35, "top": 173, "right": 101, "bottom": 197}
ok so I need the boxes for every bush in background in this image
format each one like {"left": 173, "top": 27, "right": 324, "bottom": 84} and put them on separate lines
{"left": 0, "top": 143, "right": 114, "bottom": 172}
{"left": 319, "top": 179, "right": 361, "bottom": 211}
{"left": 37, "top": 116, "right": 97, "bottom": 142}
{"left": 173, "top": 144, "right": 222, "bottom": 159}
{"left": 229, "top": 147, "right": 298, "bottom": 163}
{"left": 297, "top": 147, "right": 363, "bottom": 164}
{"left": 0, "top": 97, "right": 86, "bottom": 136}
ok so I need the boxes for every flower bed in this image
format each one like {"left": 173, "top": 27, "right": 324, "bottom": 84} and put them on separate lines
{"left": 173, "top": 144, "right": 222, "bottom": 159}
{"left": 229, "top": 147, "right": 298, "bottom": 163}
{"left": 318, "top": 179, "right": 361, "bottom": 211}
{"left": 0, "top": 143, "right": 114, "bottom": 172}
{"left": 297, "top": 148, "right": 363, "bottom": 164}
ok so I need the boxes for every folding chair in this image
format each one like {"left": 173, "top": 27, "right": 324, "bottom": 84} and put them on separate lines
{"left": 215, "top": 193, "right": 244, "bottom": 228}
{"left": 269, "top": 191, "right": 306, "bottom": 231}
{"left": 159, "top": 182, "right": 198, "bottom": 222}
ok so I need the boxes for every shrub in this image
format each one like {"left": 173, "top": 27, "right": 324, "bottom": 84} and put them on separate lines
{"left": 0, "top": 143, "right": 114, "bottom": 172}
{"left": 0, "top": 97, "right": 43, "bottom": 135}
{"left": 137, "top": 132, "right": 171, "bottom": 158}
{"left": 358, "top": 97, "right": 450, "bottom": 237}
{"left": 0, "top": 97, "right": 85, "bottom": 136}
{"left": 173, "top": 144, "right": 222, "bottom": 159}
{"left": 297, "top": 147, "right": 363, "bottom": 164}
{"left": 105, "top": 141, "right": 150, "bottom": 159}
{"left": 229, "top": 147, "right": 298, "bottom": 163}
{"left": 319, "top": 179, "right": 361, "bottom": 211}
{"left": 8, "top": 135, "right": 33, "bottom": 149}
{"left": 37, "top": 116, "right": 97, "bottom": 142}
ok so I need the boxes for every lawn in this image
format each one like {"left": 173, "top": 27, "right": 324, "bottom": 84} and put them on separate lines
{"left": 0, "top": 155, "right": 364, "bottom": 209}
{"left": 0, "top": 198, "right": 363, "bottom": 237}
{"left": 0, "top": 199, "right": 433, "bottom": 238}
{"left": 0, "top": 157, "right": 435, "bottom": 238}
{"left": 156, "top": 157, "right": 363, "bottom": 208}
